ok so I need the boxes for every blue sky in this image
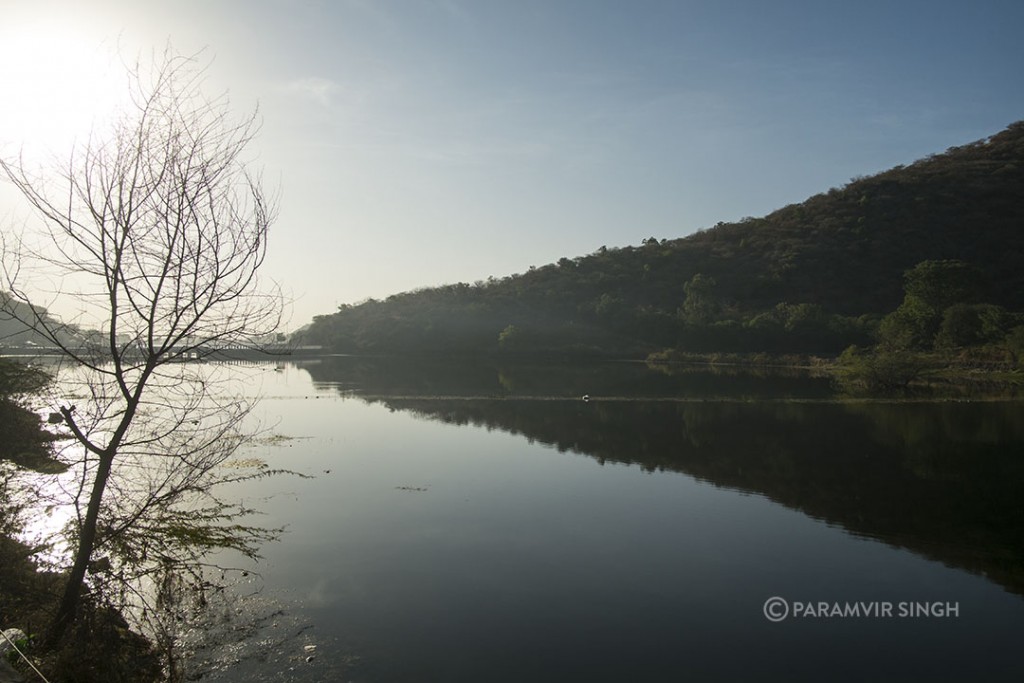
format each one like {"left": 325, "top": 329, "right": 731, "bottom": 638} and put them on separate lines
{"left": 1, "top": 0, "right": 1022, "bottom": 326}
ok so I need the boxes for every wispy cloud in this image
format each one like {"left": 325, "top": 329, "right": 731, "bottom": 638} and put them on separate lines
{"left": 285, "top": 76, "right": 339, "bottom": 107}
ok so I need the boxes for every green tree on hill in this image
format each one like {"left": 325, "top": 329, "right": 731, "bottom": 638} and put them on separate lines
{"left": 935, "top": 304, "right": 1010, "bottom": 349}
{"left": 679, "top": 273, "right": 719, "bottom": 324}
{"left": 878, "top": 260, "right": 985, "bottom": 351}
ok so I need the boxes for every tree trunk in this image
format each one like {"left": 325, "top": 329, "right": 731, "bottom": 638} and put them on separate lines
{"left": 45, "top": 451, "right": 115, "bottom": 647}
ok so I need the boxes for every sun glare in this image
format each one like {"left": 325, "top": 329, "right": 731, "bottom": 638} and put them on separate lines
{"left": 0, "top": 20, "right": 126, "bottom": 158}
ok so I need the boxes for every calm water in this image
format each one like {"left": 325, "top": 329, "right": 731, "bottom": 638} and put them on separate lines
{"left": 204, "top": 358, "right": 1024, "bottom": 682}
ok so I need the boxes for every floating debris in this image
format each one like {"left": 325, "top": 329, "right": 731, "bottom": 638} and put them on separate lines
{"left": 220, "top": 458, "right": 268, "bottom": 470}
{"left": 254, "top": 433, "right": 313, "bottom": 447}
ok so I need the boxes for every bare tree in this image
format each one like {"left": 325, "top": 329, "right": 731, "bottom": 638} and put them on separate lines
{"left": 0, "top": 49, "right": 283, "bottom": 646}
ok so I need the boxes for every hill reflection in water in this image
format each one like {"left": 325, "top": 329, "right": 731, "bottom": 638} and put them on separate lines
{"left": 303, "top": 356, "right": 1024, "bottom": 598}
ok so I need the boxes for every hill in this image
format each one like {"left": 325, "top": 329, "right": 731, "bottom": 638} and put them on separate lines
{"left": 302, "top": 121, "right": 1024, "bottom": 357}
{"left": 0, "top": 294, "right": 70, "bottom": 349}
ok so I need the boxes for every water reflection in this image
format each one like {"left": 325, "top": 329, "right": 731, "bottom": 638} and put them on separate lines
{"left": 304, "top": 355, "right": 837, "bottom": 400}
{"left": 303, "top": 357, "right": 1024, "bottom": 598}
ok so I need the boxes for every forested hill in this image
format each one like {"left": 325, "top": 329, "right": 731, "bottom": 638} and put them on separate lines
{"left": 303, "top": 121, "right": 1024, "bottom": 357}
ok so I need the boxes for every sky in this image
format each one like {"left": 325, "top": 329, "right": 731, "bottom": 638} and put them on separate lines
{"left": 1, "top": 0, "right": 1022, "bottom": 328}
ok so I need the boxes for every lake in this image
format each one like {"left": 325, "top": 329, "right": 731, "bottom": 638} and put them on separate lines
{"left": 194, "top": 358, "right": 1024, "bottom": 682}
